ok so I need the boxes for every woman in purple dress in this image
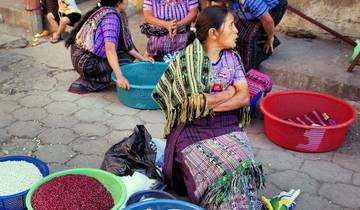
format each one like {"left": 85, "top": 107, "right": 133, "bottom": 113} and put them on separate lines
{"left": 65, "top": 0, "right": 153, "bottom": 94}
{"left": 141, "top": 0, "right": 199, "bottom": 61}
{"left": 152, "top": 6, "right": 265, "bottom": 210}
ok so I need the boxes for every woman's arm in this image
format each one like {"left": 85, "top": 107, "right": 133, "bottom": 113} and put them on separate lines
{"left": 105, "top": 42, "right": 130, "bottom": 89}
{"left": 195, "top": 86, "right": 236, "bottom": 110}
{"left": 260, "top": 12, "right": 275, "bottom": 53}
{"left": 212, "top": 81, "right": 250, "bottom": 112}
{"left": 128, "top": 49, "right": 155, "bottom": 63}
{"left": 177, "top": 8, "right": 198, "bottom": 28}
{"left": 143, "top": 10, "right": 176, "bottom": 30}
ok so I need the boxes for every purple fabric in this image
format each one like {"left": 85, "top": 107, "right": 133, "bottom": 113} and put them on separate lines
{"left": 163, "top": 111, "right": 262, "bottom": 209}
{"left": 163, "top": 111, "right": 241, "bottom": 196}
{"left": 69, "top": 44, "right": 134, "bottom": 94}
{"left": 93, "top": 13, "right": 121, "bottom": 58}
{"left": 210, "top": 50, "right": 246, "bottom": 93}
{"left": 179, "top": 132, "right": 257, "bottom": 209}
{"left": 147, "top": 32, "right": 188, "bottom": 58}
{"left": 143, "top": 0, "right": 198, "bottom": 21}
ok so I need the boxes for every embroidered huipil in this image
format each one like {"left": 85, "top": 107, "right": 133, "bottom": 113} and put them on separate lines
{"left": 210, "top": 50, "right": 246, "bottom": 93}
{"left": 143, "top": 0, "right": 198, "bottom": 21}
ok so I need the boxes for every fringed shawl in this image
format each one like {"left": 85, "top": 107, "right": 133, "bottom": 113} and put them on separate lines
{"left": 152, "top": 39, "right": 250, "bottom": 137}
{"left": 75, "top": 7, "right": 132, "bottom": 53}
{"left": 202, "top": 159, "right": 265, "bottom": 209}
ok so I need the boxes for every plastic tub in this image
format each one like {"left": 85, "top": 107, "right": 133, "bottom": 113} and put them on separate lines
{"left": 0, "top": 155, "right": 49, "bottom": 210}
{"left": 260, "top": 90, "right": 357, "bottom": 152}
{"left": 123, "top": 199, "right": 205, "bottom": 210}
{"left": 112, "top": 62, "right": 168, "bottom": 110}
{"left": 126, "top": 190, "right": 176, "bottom": 206}
{"left": 25, "top": 168, "right": 126, "bottom": 210}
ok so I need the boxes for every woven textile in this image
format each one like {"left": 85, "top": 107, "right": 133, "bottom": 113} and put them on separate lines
{"left": 152, "top": 39, "right": 250, "bottom": 137}
{"left": 147, "top": 32, "right": 189, "bottom": 59}
{"left": 68, "top": 45, "right": 133, "bottom": 94}
{"left": 164, "top": 111, "right": 265, "bottom": 210}
{"left": 232, "top": 0, "right": 288, "bottom": 70}
{"left": 75, "top": 7, "right": 132, "bottom": 54}
{"left": 143, "top": 0, "right": 198, "bottom": 21}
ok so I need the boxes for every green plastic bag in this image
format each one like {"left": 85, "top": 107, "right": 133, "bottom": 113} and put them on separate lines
{"left": 352, "top": 39, "right": 360, "bottom": 60}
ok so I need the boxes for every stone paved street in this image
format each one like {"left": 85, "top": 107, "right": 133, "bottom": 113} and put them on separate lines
{"left": 1, "top": 14, "right": 360, "bottom": 209}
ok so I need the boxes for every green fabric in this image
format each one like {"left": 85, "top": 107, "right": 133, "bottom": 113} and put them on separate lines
{"left": 152, "top": 39, "right": 251, "bottom": 137}
{"left": 352, "top": 39, "right": 360, "bottom": 60}
{"left": 201, "top": 159, "right": 265, "bottom": 209}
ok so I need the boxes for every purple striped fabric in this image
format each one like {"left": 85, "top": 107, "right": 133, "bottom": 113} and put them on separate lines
{"left": 181, "top": 133, "right": 256, "bottom": 209}
{"left": 163, "top": 111, "right": 262, "bottom": 209}
{"left": 143, "top": 0, "right": 198, "bottom": 21}
{"left": 297, "top": 128, "right": 326, "bottom": 151}
{"left": 147, "top": 32, "right": 188, "bottom": 57}
{"left": 93, "top": 13, "right": 121, "bottom": 58}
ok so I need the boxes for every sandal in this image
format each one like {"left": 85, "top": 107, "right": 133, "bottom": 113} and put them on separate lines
{"left": 50, "top": 36, "right": 61, "bottom": 44}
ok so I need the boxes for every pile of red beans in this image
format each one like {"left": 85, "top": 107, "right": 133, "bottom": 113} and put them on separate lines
{"left": 32, "top": 174, "right": 114, "bottom": 210}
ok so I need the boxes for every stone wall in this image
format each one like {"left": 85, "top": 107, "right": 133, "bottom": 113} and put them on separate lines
{"left": 278, "top": 0, "right": 360, "bottom": 40}
{"left": 133, "top": 0, "right": 360, "bottom": 40}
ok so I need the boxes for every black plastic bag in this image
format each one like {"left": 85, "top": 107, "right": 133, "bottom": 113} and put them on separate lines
{"left": 100, "top": 125, "right": 162, "bottom": 180}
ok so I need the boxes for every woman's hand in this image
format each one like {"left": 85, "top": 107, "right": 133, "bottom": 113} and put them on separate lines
{"left": 142, "top": 56, "right": 155, "bottom": 63}
{"left": 116, "top": 74, "right": 130, "bottom": 90}
{"left": 164, "top": 20, "right": 177, "bottom": 37}
{"left": 170, "top": 26, "right": 177, "bottom": 38}
{"left": 129, "top": 49, "right": 155, "bottom": 63}
{"left": 203, "top": 86, "right": 236, "bottom": 110}
{"left": 213, "top": 81, "right": 250, "bottom": 112}
{"left": 264, "top": 35, "right": 274, "bottom": 53}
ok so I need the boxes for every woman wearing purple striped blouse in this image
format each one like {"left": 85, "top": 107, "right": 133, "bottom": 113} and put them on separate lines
{"left": 65, "top": 0, "right": 153, "bottom": 94}
{"left": 141, "top": 0, "right": 199, "bottom": 61}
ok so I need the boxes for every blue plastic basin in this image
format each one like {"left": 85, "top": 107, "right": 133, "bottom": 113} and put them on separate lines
{"left": 123, "top": 199, "right": 205, "bottom": 210}
{"left": 0, "top": 156, "right": 49, "bottom": 210}
{"left": 112, "top": 62, "right": 168, "bottom": 110}
{"left": 126, "top": 190, "right": 176, "bottom": 206}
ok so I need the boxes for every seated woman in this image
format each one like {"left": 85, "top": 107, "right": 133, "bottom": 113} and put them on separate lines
{"left": 65, "top": 0, "right": 153, "bottom": 94}
{"left": 152, "top": 6, "right": 265, "bottom": 209}
{"left": 47, "top": 0, "right": 81, "bottom": 43}
{"left": 229, "top": 0, "right": 288, "bottom": 70}
{"left": 141, "top": 0, "right": 199, "bottom": 61}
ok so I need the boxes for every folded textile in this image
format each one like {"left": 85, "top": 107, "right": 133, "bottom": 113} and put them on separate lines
{"left": 286, "top": 110, "right": 336, "bottom": 126}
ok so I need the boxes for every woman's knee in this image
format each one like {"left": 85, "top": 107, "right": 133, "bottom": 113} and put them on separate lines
{"left": 59, "top": 17, "right": 70, "bottom": 25}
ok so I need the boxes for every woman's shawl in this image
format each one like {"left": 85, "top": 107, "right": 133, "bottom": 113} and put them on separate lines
{"left": 152, "top": 39, "right": 250, "bottom": 137}
{"left": 75, "top": 7, "right": 133, "bottom": 53}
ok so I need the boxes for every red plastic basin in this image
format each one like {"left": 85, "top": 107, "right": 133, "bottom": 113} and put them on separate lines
{"left": 260, "top": 91, "right": 357, "bottom": 152}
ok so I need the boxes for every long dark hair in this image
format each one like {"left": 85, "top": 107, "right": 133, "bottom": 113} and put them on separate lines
{"left": 65, "top": 0, "right": 123, "bottom": 48}
{"left": 187, "top": 6, "right": 229, "bottom": 45}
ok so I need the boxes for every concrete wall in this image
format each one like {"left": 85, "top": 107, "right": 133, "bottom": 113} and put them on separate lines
{"left": 278, "top": 0, "right": 360, "bottom": 40}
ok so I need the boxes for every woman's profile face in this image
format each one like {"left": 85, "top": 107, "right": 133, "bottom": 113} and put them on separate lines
{"left": 216, "top": 12, "right": 238, "bottom": 49}
{"left": 117, "top": 0, "right": 128, "bottom": 11}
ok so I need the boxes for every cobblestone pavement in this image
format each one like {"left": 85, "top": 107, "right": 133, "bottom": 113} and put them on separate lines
{"left": 1, "top": 15, "right": 360, "bottom": 209}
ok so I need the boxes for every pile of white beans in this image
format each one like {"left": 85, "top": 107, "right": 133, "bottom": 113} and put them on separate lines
{"left": 0, "top": 160, "right": 43, "bottom": 196}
